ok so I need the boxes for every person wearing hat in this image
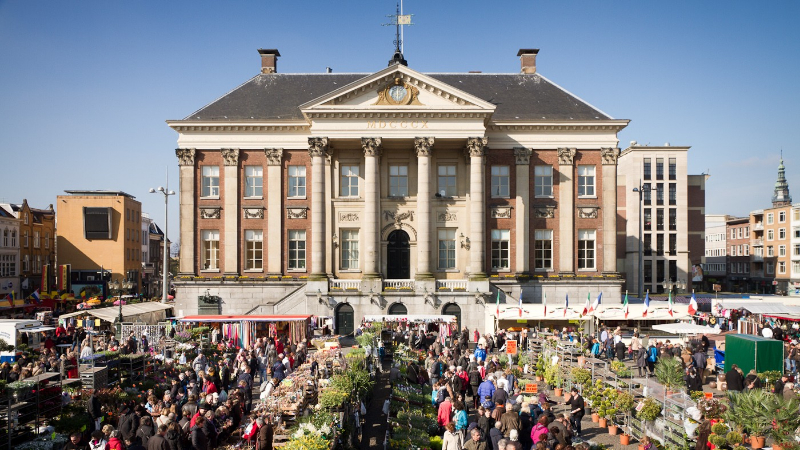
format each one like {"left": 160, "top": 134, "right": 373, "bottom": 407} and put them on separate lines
{"left": 190, "top": 402, "right": 208, "bottom": 428}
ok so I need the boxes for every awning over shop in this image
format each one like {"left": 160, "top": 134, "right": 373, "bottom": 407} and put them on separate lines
{"left": 60, "top": 302, "right": 174, "bottom": 324}
{"left": 20, "top": 326, "right": 55, "bottom": 333}
{"left": 363, "top": 314, "right": 456, "bottom": 323}
{"left": 763, "top": 313, "right": 800, "bottom": 322}
{"left": 717, "top": 301, "right": 800, "bottom": 315}
{"left": 495, "top": 306, "right": 584, "bottom": 321}
{"left": 652, "top": 323, "right": 719, "bottom": 335}
{"left": 179, "top": 315, "right": 310, "bottom": 323}
{"left": 593, "top": 301, "right": 692, "bottom": 321}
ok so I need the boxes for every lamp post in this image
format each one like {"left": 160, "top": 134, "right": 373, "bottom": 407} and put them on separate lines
{"left": 109, "top": 278, "right": 133, "bottom": 336}
{"left": 632, "top": 180, "right": 650, "bottom": 299}
{"left": 662, "top": 279, "right": 686, "bottom": 296}
{"left": 149, "top": 182, "right": 175, "bottom": 304}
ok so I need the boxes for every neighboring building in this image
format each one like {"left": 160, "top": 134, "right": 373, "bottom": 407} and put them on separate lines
{"left": 2, "top": 200, "right": 56, "bottom": 297}
{"left": 146, "top": 218, "right": 168, "bottom": 299}
{"left": 168, "top": 47, "right": 630, "bottom": 331}
{"left": 141, "top": 213, "right": 155, "bottom": 298}
{"left": 791, "top": 204, "right": 800, "bottom": 296}
{"left": 0, "top": 205, "right": 20, "bottom": 297}
{"left": 56, "top": 191, "right": 142, "bottom": 295}
{"left": 618, "top": 144, "right": 706, "bottom": 295}
{"left": 704, "top": 214, "right": 728, "bottom": 288}
{"left": 725, "top": 216, "right": 750, "bottom": 292}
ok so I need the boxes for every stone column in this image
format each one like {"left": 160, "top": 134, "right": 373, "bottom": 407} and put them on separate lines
{"left": 415, "top": 137, "right": 434, "bottom": 280}
{"left": 557, "top": 148, "right": 576, "bottom": 274}
{"left": 221, "top": 148, "right": 240, "bottom": 275}
{"left": 308, "top": 138, "right": 328, "bottom": 280}
{"left": 362, "top": 138, "right": 382, "bottom": 279}
{"left": 601, "top": 148, "right": 620, "bottom": 274}
{"left": 514, "top": 147, "right": 532, "bottom": 273}
{"left": 175, "top": 148, "right": 196, "bottom": 275}
{"left": 265, "top": 148, "right": 283, "bottom": 274}
{"left": 467, "top": 137, "right": 488, "bottom": 280}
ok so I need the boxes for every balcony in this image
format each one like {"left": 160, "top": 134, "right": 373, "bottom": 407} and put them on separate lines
{"left": 752, "top": 238, "right": 763, "bottom": 247}
{"left": 752, "top": 255, "right": 763, "bottom": 262}
{"left": 329, "top": 279, "right": 360, "bottom": 291}
{"left": 435, "top": 280, "right": 468, "bottom": 292}
{"left": 383, "top": 279, "right": 415, "bottom": 291}
{"left": 754, "top": 222, "right": 764, "bottom": 231}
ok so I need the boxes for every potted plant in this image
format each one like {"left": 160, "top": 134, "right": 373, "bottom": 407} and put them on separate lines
{"left": 597, "top": 388, "right": 618, "bottom": 430}
{"left": 636, "top": 397, "right": 662, "bottom": 423}
{"left": 724, "top": 390, "right": 772, "bottom": 450}
{"left": 654, "top": 357, "right": 684, "bottom": 395}
{"left": 764, "top": 394, "right": 800, "bottom": 450}
{"left": 544, "top": 362, "right": 563, "bottom": 396}
{"left": 570, "top": 367, "right": 591, "bottom": 391}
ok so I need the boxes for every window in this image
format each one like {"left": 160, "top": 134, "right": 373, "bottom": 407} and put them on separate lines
{"left": 669, "top": 209, "right": 677, "bottom": 231}
{"left": 490, "top": 229, "right": 510, "bottom": 269}
{"left": 643, "top": 183, "right": 651, "bottom": 205}
{"left": 577, "top": 165, "right": 595, "bottom": 197}
{"left": 669, "top": 158, "right": 676, "bottom": 180}
{"left": 730, "top": 246, "right": 736, "bottom": 256}
{"left": 794, "top": 261, "right": 800, "bottom": 274}
{"left": 340, "top": 165, "right": 360, "bottom": 197}
{"left": 738, "top": 228, "right": 743, "bottom": 239}
{"left": 10, "top": 231, "right": 15, "bottom": 247}
{"left": 656, "top": 183, "right": 664, "bottom": 205}
{"left": 438, "top": 165, "right": 457, "bottom": 197}
{"left": 657, "top": 234, "right": 664, "bottom": 256}
{"left": 779, "top": 228, "right": 786, "bottom": 240}
{"left": 767, "top": 229, "right": 774, "bottom": 241}
{"left": 745, "top": 227, "right": 749, "bottom": 237}
{"left": 744, "top": 244, "right": 749, "bottom": 256}
{"left": 794, "top": 244, "right": 800, "bottom": 257}
{"left": 24, "top": 213, "right": 28, "bottom": 225}
{"left": 35, "top": 255, "right": 41, "bottom": 273}
{"left": 33, "top": 231, "right": 40, "bottom": 248}
{"left": 45, "top": 232, "right": 49, "bottom": 249}
{"left": 244, "top": 166, "right": 263, "bottom": 198}
{"left": 731, "top": 229, "right": 736, "bottom": 240}
{"left": 668, "top": 234, "right": 675, "bottom": 254}
{"left": 644, "top": 234, "right": 652, "bottom": 256}
{"left": 779, "top": 261, "right": 786, "bottom": 274}
{"left": 2, "top": 230, "right": 6, "bottom": 247}
{"left": 643, "top": 158, "right": 651, "bottom": 180}
{"left": 534, "top": 230, "right": 553, "bottom": 270}
{"left": 288, "top": 230, "right": 306, "bottom": 270}
{"left": 730, "top": 263, "right": 736, "bottom": 274}
{"left": 767, "top": 262, "right": 775, "bottom": 275}
{"left": 767, "top": 213, "right": 774, "bottom": 225}
{"left": 23, "top": 255, "right": 29, "bottom": 272}
{"left": 202, "top": 230, "right": 220, "bottom": 270}
{"left": 245, "top": 230, "right": 263, "bottom": 270}
{"left": 577, "top": 229, "right": 596, "bottom": 270}
{"left": 656, "top": 158, "right": 664, "bottom": 180}
{"left": 201, "top": 166, "right": 220, "bottom": 198}
{"left": 669, "top": 184, "right": 676, "bottom": 205}
{"left": 656, "top": 209, "right": 664, "bottom": 231}
{"left": 779, "top": 245, "right": 786, "bottom": 257}
{"left": 644, "top": 209, "right": 652, "bottom": 229}
{"left": 767, "top": 246, "right": 774, "bottom": 257}
{"left": 534, "top": 166, "right": 553, "bottom": 197}
{"left": 644, "top": 260, "right": 652, "bottom": 283}
{"left": 288, "top": 166, "right": 307, "bottom": 198}
{"left": 491, "top": 166, "right": 510, "bottom": 198}
{"left": 779, "top": 211, "right": 786, "bottom": 223}
{"left": 340, "top": 229, "right": 359, "bottom": 270}
{"left": 389, "top": 165, "right": 408, "bottom": 197}
{"left": 437, "top": 229, "right": 456, "bottom": 270}
{"left": 23, "top": 231, "right": 28, "bottom": 248}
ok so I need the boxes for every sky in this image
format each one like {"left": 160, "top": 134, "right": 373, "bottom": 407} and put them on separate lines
{"left": 1, "top": 0, "right": 799, "bottom": 246}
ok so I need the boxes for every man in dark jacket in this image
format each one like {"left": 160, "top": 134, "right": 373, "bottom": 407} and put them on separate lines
{"left": 147, "top": 425, "right": 170, "bottom": 450}
{"left": 726, "top": 365, "right": 744, "bottom": 392}
{"left": 190, "top": 416, "right": 208, "bottom": 450}
{"left": 614, "top": 339, "right": 627, "bottom": 362}
{"left": 565, "top": 388, "right": 585, "bottom": 436}
{"left": 489, "top": 422, "right": 504, "bottom": 450}
{"left": 88, "top": 392, "right": 102, "bottom": 431}
{"left": 257, "top": 418, "right": 273, "bottom": 450}
{"left": 118, "top": 406, "right": 139, "bottom": 442}
{"left": 63, "top": 432, "right": 88, "bottom": 450}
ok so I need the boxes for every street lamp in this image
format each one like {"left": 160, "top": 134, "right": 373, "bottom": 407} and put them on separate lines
{"left": 632, "top": 180, "right": 650, "bottom": 299}
{"left": 109, "top": 278, "right": 133, "bottom": 336}
{"left": 149, "top": 183, "right": 175, "bottom": 304}
{"left": 662, "top": 279, "right": 686, "bottom": 296}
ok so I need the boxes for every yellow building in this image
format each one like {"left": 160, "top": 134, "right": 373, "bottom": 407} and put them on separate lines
{"left": 56, "top": 191, "right": 142, "bottom": 295}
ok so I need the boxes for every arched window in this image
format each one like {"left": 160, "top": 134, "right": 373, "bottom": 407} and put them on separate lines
{"left": 2, "top": 229, "right": 7, "bottom": 247}
{"left": 388, "top": 302, "right": 408, "bottom": 315}
{"left": 442, "top": 303, "right": 462, "bottom": 330}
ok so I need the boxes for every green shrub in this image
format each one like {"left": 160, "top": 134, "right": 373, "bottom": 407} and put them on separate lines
{"left": 636, "top": 397, "right": 662, "bottom": 422}
{"left": 725, "top": 431, "right": 743, "bottom": 446}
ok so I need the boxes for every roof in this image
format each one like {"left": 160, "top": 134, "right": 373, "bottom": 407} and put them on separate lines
{"left": 59, "top": 302, "right": 173, "bottom": 322}
{"left": 717, "top": 301, "right": 800, "bottom": 315}
{"left": 179, "top": 315, "right": 310, "bottom": 323}
{"left": 63, "top": 190, "right": 136, "bottom": 199}
{"left": 183, "top": 72, "right": 613, "bottom": 122}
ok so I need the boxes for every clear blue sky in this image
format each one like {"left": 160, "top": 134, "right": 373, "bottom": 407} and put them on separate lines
{"left": 1, "top": 0, "right": 799, "bottom": 246}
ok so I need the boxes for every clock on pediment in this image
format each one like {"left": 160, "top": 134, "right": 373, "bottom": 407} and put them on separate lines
{"left": 374, "top": 77, "right": 422, "bottom": 106}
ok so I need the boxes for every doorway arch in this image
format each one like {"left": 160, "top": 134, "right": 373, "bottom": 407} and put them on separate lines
{"left": 335, "top": 303, "right": 354, "bottom": 336}
{"left": 442, "top": 303, "right": 462, "bottom": 330}
{"left": 388, "top": 302, "right": 408, "bottom": 316}
{"left": 386, "top": 230, "right": 411, "bottom": 279}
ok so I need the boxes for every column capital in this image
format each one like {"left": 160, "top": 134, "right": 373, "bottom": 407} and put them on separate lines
{"left": 308, "top": 137, "right": 329, "bottom": 157}
{"left": 221, "top": 148, "right": 240, "bottom": 166}
{"left": 175, "top": 148, "right": 196, "bottom": 166}
{"left": 557, "top": 147, "right": 576, "bottom": 165}
{"left": 414, "top": 137, "right": 435, "bottom": 156}
{"left": 600, "top": 147, "right": 621, "bottom": 165}
{"left": 265, "top": 148, "right": 284, "bottom": 166}
{"left": 466, "top": 137, "right": 488, "bottom": 157}
{"left": 361, "top": 137, "right": 382, "bottom": 157}
{"left": 513, "top": 147, "right": 532, "bottom": 165}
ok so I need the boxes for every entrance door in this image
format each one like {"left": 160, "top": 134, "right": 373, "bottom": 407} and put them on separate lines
{"left": 336, "top": 303, "right": 354, "bottom": 335}
{"left": 386, "top": 230, "right": 411, "bottom": 279}
{"left": 388, "top": 303, "right": 408, "bottom": 315}
{"left": 442, "top": 303, "right": 461, "bottom": 330}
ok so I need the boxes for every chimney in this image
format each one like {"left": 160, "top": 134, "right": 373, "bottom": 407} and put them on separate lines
{"left": 517, "top": 48, "right": 539, "bottom": 74}
{"left": 257, "top": 49, "right": 281, "bottom": 74}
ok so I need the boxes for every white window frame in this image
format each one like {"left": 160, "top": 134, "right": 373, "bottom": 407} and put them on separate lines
{"left": 23, "top": 213, "right": 28, "bottom": 225}
{"left": 534, "top": 165, "right": 553, "bottom": 197}
{"left": 490, "top": 229, "right": 511, "bottom": 270}
{"left": 437, "top": 165, "right": 457, "bottom": 197}
{"left": 10, "top": 231, "right": 15, "bottom": 247}
{"left": 201, "top": 166, "right": 220, "bottom": 198}
{"left": 779, "top": 211, "right": 786, "bottom": 223}
{"left": 202, "top": 230, "right": 220, "bottom": 271}
{"left": 33, "top": 231, "right": 40, "bottom": 248}
{"left": 767, "top": 213, "right": 774, "bottom": 225}
{"left": 779, "top": 228, "right": 786, "bottom": 240}
{"left": 244, "top": 229, "right": 263, "bottom": 271}
{"left": 779, "top": 245, "right": 786, "bottom": 257}
{"left": 389, "top": 165, "right": 408, "bottom": 197}
{"left": 437, "top": 229, "right": 457, "bottom": 270}
{"left": 23, "top": 255, "right": 29, "bottom": 272}
{"left": 340, "top": 229, "right": 359, "bottom": 271}
{"left": 767, "top": 246, "right": 774, "bottom": 257}
{"left": 340, "top": 165, "right": 360, "bottom": 198}
{"left": 779, "top": 261, "right": 786, "bottom": 274}
{"left": 578, "top": 229, "right": 596, "bottom": 270}
{"left": 534, "top": 229, "right": 553, "bottom": 271}
{"left": 730, "top": 229, "right": 736, "bottom": 239}
{"left": 577, "top": 165, "right": 596, "bottom": 197}
{"left": 244, "top": 166, "right": 263, "bottom": 198}
{"left": 288, "top": 166, "right": 307, "bottom": 198}
{"left": 744, "top": 244, "right": 749, "bottom": 256}
{"left": 768, "top": 229, "right": 774, "bottom": 241}
{"left": 490, "top": 166, "right": 510, "bottom": 198}
{"left": 288, "top": 230, "right": 307, "bottom": 271}
{"left": 2, "top": 230, "right": 7, "bottom": 247}
{"left": 793, "top": 261, "right": 800, "bottom": 274}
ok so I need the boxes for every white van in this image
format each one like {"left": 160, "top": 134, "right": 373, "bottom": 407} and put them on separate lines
{"left": 0, "top": 319, "right": 54, "bottom": 362}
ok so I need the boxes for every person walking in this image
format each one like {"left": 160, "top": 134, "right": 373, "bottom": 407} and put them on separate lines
{"left": 565, "top": 387, "right": 584, "bottom": 436}
{"left": 646, "top": 343, "right": 659, "bottom": 375}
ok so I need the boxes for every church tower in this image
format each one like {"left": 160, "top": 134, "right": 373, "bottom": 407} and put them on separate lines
{"left": 772, "top": 154, "right": 792, "bottom": 207}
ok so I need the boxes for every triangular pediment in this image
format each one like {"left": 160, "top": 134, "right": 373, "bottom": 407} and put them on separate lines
{"left": 299, "top": 65, "right": 496, "bottom": 117}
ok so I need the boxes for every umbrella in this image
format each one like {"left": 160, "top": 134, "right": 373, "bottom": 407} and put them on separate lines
{"left": 652, "top": 322, "right": 719, "bottom": 335}
{"left": 168, "top": 295, "right": 174, "bottom": 300}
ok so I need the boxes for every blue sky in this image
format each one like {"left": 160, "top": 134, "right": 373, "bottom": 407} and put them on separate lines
{"left": 1, "top": 0, "right": 798, "bottom": 245}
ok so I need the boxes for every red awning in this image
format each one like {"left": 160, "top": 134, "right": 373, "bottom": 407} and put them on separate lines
{"left": 763, "top": 314, "right": 800, "bottom": 322}
{"left": 178, "top": 315, "right": 311, "bottom": 323}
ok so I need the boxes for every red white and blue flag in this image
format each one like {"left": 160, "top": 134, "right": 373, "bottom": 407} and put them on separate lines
{"left": 589, "top": 292, "right": 602, "bottom": 314}
{"left": 31, "top": 289, "right": 41, "bottom": 304}
{"left": 688, "top": 291, "right": 698, "bottom": 316}
{"left": 642, "top": 290, "right": 650, "bottom": 317}
{"left": 519, "top": 290, "right": 523, "bottom": 317}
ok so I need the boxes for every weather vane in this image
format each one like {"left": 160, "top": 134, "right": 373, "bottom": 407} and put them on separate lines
{"left": 383, "top": 1, "right": 413, "bottom": 56}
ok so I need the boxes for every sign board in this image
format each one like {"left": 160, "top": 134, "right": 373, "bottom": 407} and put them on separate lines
{"left": 517, "top": 320, "right": 528, "bottom": 324}
{"left": 524, "top": 383, "right": 538, "bottom": 394}
{"left": 713, "top": 284, "right": 721, "bottom": 292}
{"left": 704, "top": 392, "right": 713, "bottom": 400}
{"left": 505, "top": 340, "right": 518, "bottom": 355}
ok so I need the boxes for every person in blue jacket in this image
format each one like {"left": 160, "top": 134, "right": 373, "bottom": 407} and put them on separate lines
{"left": 476, "top": 375, "right": 495, "bottom": 409}
{"left": 474, "top": 344, "right": 487, "bottom": 363}
{"left": 646, "top": 343, "right": 659, "bottom": 375}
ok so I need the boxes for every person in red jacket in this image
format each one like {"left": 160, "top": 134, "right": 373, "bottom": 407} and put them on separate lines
{"left": 106, "top": 431, "right": 124, "bottom": 450}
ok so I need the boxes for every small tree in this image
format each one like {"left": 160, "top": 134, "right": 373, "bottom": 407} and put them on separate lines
{"left": 655, "top": 357, "right": 684, "bottom": 393}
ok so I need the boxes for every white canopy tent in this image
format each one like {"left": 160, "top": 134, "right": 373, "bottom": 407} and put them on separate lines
{"left": 593, "top": 301, "right": 692, "bottom": 321}
{"left": 59, "top": 302, "right": 174, "bottom": 324}
{"left": 362, "top": 314, "right": 456, "bottom": 323}
{"left": 652, "top": 322, "right": 719, "bottom": 335}
{"left": 716, "top": 301, "right": 800, "bottom": 315}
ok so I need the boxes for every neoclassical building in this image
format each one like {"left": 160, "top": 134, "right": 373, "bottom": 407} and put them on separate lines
{"left": 169, "top": 48, "right": 629, "bottom": 333}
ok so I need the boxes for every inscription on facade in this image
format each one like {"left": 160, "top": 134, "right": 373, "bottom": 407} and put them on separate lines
{"left": 367, "top": 120, "right": 429, "bottom": 129}
{"left": 339, "top": 212, "right": 360, "bottom": 222}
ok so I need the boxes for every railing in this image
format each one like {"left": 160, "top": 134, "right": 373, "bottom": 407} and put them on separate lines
{"left": 752, "top": 238, "right": 764, "bottom": 246}
{"left": 753, "top": 222, "right": 764, "bottom": 231}
{"left": 329, "top": 279, "right": 361, "bottom": 291}
{"left": 383, "top": 279, "right": 415, "bottom": 291}
{"left": 435, "top": 280, "right": 468, "bottom": 291}
{"left": 752, "top": 255, "right": 763, "bottom": 262}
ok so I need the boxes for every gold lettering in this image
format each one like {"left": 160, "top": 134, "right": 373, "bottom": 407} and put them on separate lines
{"left": 421, "top": 120, "right": 429, "bottom": 128}
{"left": 390, "top": 121, "right": 397, "bottom": 128}
{"left": 363, "top": 120, "right": 430, "bottom": 129}
{"left": 400, "top": 121, "right": 407, "bottom": 128}
{"left": 367, "top": 121, "right": 376, "bottom": 128}
{"left": 380, "top": 121, "right": 387, "bottom": 128}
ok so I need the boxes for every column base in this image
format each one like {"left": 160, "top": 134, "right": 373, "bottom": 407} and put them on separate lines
{"left": 362, "top": 272, "right": 382, "bottom": 280}
{"left": 415, "top": 272, "right": 434, "bottom": 281}
{"left": 469, "top": 272, "right": 488, "bottom": 281}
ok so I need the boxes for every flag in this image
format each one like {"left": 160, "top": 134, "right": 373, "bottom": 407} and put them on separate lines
{"left": 589, "top": 292, "right": 602, "bottom": 314}
{"left": 519, "top": 290, "right": 523, "bottom": 317}
{"left": 688, "top": 291, "right": 698, "bottom": 316}
{"left": 668, "top": 290, "right": 674, "bottom": 317}
{"left": 582, "top": 292, "right": 591, "bottom": 316}
{"left": 31, "top": 289, "right": 41, "bottom": 304}
{"left": 623, "top": 290, "right": 629, "bottom": 319}
{"left": 543, "top": 292, "right": 547, "bottom": 317}
{"left": 643, "top": 290, "right": 650, "bottom": 317}
{"left": 0, "top": 294, "right": 11, "bottom": 308}
{"left": 564, "top": 293, "right": 569, "bottom": 317}
{"left": 496, "top": 291, "right": 500, "bottom": 317}
{"left": 397, "top": 14, "right": 412, "bottom": 25}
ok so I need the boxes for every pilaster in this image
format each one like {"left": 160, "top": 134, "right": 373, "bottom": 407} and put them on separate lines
{"left": 308, "top": 137, "right": 328, "bottom": 280}
{"left": 176, "top": 148, "right": 196, "bottom": 275}
{"left": 415, "top": 137, "right": 434, "bottom": 280}
{"left": 221, "top": 148, "right": 240, "bottom": 275}
{"left": 265, "top": 148, "right": 283, "bottom": 274}
{"left": 362, "top": 137, "right": 382, "bottom": 279}
{"left": 467, "top": 137, "right": 488, "bottom": 280}
{"left": 514, "top": 147, "right": 532, "bottom": 273}
{"left": 601, "top": 148, "right": 620, "bottom": 274}
{"left": 557, "top": 147, "right": 576, "bottom": 274}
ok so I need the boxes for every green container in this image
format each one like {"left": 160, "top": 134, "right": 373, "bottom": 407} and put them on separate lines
{"left": 724, "top": 334, "right": 784, "bottom": 375}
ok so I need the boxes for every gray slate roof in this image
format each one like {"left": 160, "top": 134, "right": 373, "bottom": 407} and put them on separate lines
{"left": 183, "top": 72, "right": 612, "bottom": 122}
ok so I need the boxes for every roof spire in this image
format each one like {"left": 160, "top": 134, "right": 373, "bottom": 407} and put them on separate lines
{"left": 772, "top": 152, "right": 792, "bottom": 207}
{"left": 383, "top": 1, "right": 412, "bottom": 66}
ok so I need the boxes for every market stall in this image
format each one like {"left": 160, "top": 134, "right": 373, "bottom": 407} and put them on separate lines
{"left": 178, "top": 314, "right": 312, "bottom": 347}
{"left": 58, "top": 302, "right": 174, "bottom": 329}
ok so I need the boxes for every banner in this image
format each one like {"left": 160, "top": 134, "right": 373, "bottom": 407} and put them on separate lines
{"left": 58, "top": 264, "right": 72, "bottom": 292}
{"left": 41, "top": 264, "right": 50, "bottom": 294}
{"left": 505, "top": 340, "right": 518, "bottom": 355}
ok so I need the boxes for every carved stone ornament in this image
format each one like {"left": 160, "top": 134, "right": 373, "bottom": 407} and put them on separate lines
{"left": 221, "top": 148, "right": 240, "bottom": 166}
{"left": 437, "top": 211, "right": 457, "bottom": 222}
{"left": 373, "top": 77, "right": 422, "bottom": 106}
{"left": 383, "top": 210, "right": 414, "bottom": 225}
{"left": 534, "top": 206, "right": 555, "bottom": 219}
{"left": 243, "top": 208, "right": 264, "bottom": 219}
{"left": 474, "top": 293, "right": 486, "bottom": 306}
{"left": 466, "top": 137, "right": 488, "bottom": 157}
{"left": 490, "top": 207, "right": 512, "bottom": 219}
{"left": 200, "top": 207, "right": 221, "bottom": 219}
{"left": 286, "top": 207, "right": 308, "bottom": 220}
{"left": 601, "top": 147, "right": 620, "bottom": 165}
{"left": 414, "top": 137, "right": 435, "bottom": 157}
{"left": 339, "top": 212, "right": 360, "bottom": 222}
{"left": 577, "top": 206, "right": 600, "bottom": 219}
{"left": 308, "top": 137, "right": 329, "bottom": 157}
{"left": 265, "top": 148, "right": 284, "bottom": 166}
{"left": 557, "top": 147, "right": 577, "bottom": 165}
{"left": 370, "top": 294, "right": 387, "bottom": 309}
{"left": 513, "top": 147, "right": 532, "bottom": 165}
{"left": 175, "top": 148, "right": 196, "bottom": 166}
{"left": 424, "top": 293, "right": 440, "bottom": 308}
{"left": 361, "top": 138, "right": 382, "bottom": 157}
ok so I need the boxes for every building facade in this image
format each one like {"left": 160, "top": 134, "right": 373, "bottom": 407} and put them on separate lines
{"left": 1, "top": 200, "right": 57, "bottom": 297}
{"left": 791, "top": 204, "right": 800, "bottom": 296}
{"left": 725, "top": 216, "right": 750, "bottom": 292}
{"left": 0, "top": 205, "right": 20, "bottom": 297}
{"left": 56, "top": 191, "right": 143, "bottom": 295}
{"left": 704, "top": 214, "right": 728, "bottom": 288}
